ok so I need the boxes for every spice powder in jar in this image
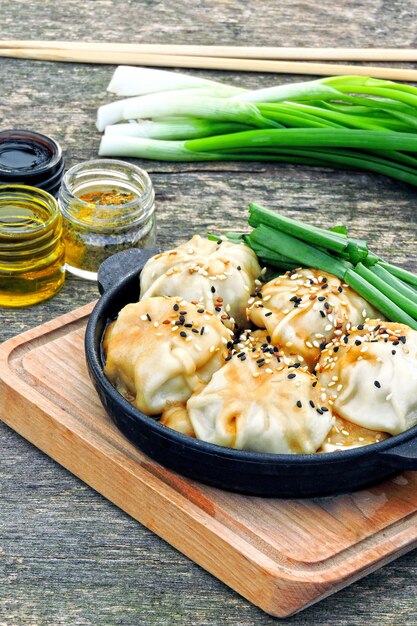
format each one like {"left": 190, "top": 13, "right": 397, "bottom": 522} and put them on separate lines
{"left": 58, "top": 159, "right": 156, "bottom": 280}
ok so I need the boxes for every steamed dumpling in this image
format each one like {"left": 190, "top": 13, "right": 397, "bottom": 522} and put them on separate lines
{"left": 248, "top": 268, "right": 381, "bottom": 370}
{"left": 104, "top": 296, "right": 231, "bottom": 415}
{"left": 319, "top": 415, "right": 389, "bottom": 452}
{"left": 316, "top": 320, "right": 417, "bottom": 435}
{"left": 186, "top": 332, "right": 333, "bottom": 454}
{"left": 161, "top": 403, "right": 196, "bottom": 437}
{"left": 140, "top": 235, "right": 261, "bottom": 328}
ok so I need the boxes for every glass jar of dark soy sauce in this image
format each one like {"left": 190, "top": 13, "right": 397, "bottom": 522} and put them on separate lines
{"left": 0, "top": 129, "right": 64, "bottom": 196}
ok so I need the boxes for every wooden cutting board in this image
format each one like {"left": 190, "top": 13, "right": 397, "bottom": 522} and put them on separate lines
{"left": 1, "top": 303, "right": 417, "bottom": 618}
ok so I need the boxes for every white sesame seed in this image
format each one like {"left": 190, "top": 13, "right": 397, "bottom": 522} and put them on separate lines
{"left": 153, "top": 321, "right": 159, "bottom": 328}
{"left": 324, "top": 324, "right": 333, "bottom": 331}
{"left": 337, "top": 384, "right": 343, "bottom": 392}
{"left": 358, "top": 437, "right": 365, "bottom": 442}
{"left": 386, "top": 393, "right": 393, "bottom": 401}
{"left": 209, "top": 345, "right": 215, "bottom": 353}
{"left": 140, "top": 314, "right": 148, "bottom": 321}
{"left": 195, "top": 344, "right": 202, "bottom": 352}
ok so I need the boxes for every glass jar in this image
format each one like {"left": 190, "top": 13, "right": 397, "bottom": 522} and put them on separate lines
{"left": 58, "top": 159, "right": 156, "bottom": 280}
{"left": 0, "top": 129, "right": 64, "bottom": 197}
{"left": 0, "top": 184, "right": 65, "bottom": 307}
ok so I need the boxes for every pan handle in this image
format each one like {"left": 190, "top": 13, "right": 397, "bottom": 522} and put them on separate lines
{"left": 97, "top": 247, "right": 160, "bottom": 295}
{"left": 379, "top": 437, "right": 417, "bottom": 470}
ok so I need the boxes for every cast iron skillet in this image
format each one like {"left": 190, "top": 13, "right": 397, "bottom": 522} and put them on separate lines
{"left": 85, "top": 248, "right": 417, "bottom": 498}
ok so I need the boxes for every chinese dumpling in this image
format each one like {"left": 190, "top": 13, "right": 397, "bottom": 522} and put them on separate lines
{"left": 104, "top": 296, "right": 231, "bottom": 415}
{"left": 161, "top": 403, "right": 196, "bottom": 437}
{"left": 248, "top": 268, "right": 381, "bottom": 370}
{"left": 319, "top": 415, "right": 389, "bottom": 452}
{"left": 140, "top": 235, "right": 261, "bottom": 328}
{"left": 316, "top": 320, "right": 417, "bottom": 435}
{"left": 185, "top": 332, "right": 333, "bottom": 454}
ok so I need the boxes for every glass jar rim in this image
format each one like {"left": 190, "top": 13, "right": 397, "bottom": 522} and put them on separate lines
{"left": 60, "top": 158, "right": 154, "bottom": 212}
{"left": 0, "top": 129, "right": 63, "bottom": 179}
{"left": 0, "top": 183, "right": 60, "bottom": 236}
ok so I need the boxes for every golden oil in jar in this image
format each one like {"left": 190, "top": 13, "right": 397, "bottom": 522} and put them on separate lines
{"left": 0, "top": 184, "right": 65, "bottom": 307}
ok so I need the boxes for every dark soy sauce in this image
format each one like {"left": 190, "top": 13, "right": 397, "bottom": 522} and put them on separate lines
{"left": 0, "top": 139, "right": 51, "bottom": 173}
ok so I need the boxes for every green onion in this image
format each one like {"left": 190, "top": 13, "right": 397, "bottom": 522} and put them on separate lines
{"left": 229, "top": 202, "right": 417, "bottom": 330}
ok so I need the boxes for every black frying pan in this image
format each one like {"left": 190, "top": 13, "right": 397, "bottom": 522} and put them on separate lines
{"left": 85, "top": 248, "right": 417, "bottom": 498}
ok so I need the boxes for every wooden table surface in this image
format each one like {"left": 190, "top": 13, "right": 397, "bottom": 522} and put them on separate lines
{"left": 2, "top": 1, "right": 417, "bottom": 624}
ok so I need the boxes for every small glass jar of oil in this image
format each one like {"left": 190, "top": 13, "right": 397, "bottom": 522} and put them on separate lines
{"left": 0, "top": 185, "right": 65, "bottom": 307}
{"left": 58, "top": 159, "right": 156, "bottom": 280}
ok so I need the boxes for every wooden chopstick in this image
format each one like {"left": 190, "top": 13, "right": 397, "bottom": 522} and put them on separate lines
{"left": 2, "top": 40, "right": 417, "bottom": 62}
{"left": 2, "top": 47, "right": 417, "bottom": 81}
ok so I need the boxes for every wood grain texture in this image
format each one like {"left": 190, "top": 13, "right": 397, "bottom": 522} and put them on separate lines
{"left": 1, "top": 0, "right": 417, "bottom": 624}
{"left": 2, "top": 308, "right": 417, "bottom": 619}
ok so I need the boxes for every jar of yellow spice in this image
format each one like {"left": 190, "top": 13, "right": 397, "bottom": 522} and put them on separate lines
{"left": 58, "top": 159, "right": 156, "bottom": 280}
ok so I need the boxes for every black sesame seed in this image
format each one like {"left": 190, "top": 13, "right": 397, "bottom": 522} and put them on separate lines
{"left": 146, "top": 313, "right": 152, "bottom": 321}
{"left": 309, "top": 400, "right": 315, "bottom": 408}
{"left": 197, "top": 308, "right": 205, "bottom": 313}
{"left": 321, "top": 284, "right": 328, "bottom": 289}
{"left": 184, "top": 323, "right": 193, "bottom": 328}
{"left": 258, "top": 361, "right": 265, "bottom": 368}
{"left": 319, "top": 342, "right": 327, "bottom": 350}
{"left": 316, "top": 408, "right": 323, "bottom": 415}
{"left": 179, "top": 311, "right": 187, "bottom": 315}
{"left": 322, "top": 277, "right": 328, "bottom": 282}
{"left": 319, "top": 310, "right": 326, "bottom": 318}
{"left": 343, "top": 335, "right": 349, "bottom": 344}
{"left": 173, "top": 304, "right": 179, "bottom": 311}
{"left": 179, "top": 315, "right": 185, "bottom": 324}
{"left": 399, "top": 336, "right": 407, "bottom": 344}
{"left": 225, "top": 355, "right": 232, "bottom": 362}
{"left": 312, "top": 381, "right": 318, "bottom": 387}
{"left": 355, "top": 340, "right": 362, "bottom": 346}
{"left": 321, "top": 406, "right": 329, "bottom": 412}
{"left": 273, "top": 346, "right": 279, "bottom": 352}
{"left": 334, "top": 346, "right": 339, "bottom": 353}
{"left": 250, "top": 293, "right": 257, "bottom": 298}
{"left": 296, "top": 400, "right": 302, "bottom": 408}
{"left": 180, "top": 331, "right": 187, "bottom": 338}
{"left": 392, "top": 349, "right": 396, "bottom": 355}
{"left": 240, "top": 355, "right": 246, "bottom": 361}
{"left": 237, "top": 266, "right": 241, "bottom": 270}
{"left": 215, "top": 306, "right": 222, "bottom": 312}
{"left": 288, "top": 373, "right": 296, "bottom": 380}
{"left": 265, "top": 311, "right": 273, "bottom": 317}
{"left": 374, "top": 380, "right": 381, "bottom": 388}
{"left": 318, "top": 296, "right": 325, "bottom": 302}
{"left": 266, "top": 335, "right": 271, "bottom": 343}
{"left": 217, "top": 240, "right": 222, "bottom": 245}
{"left": 192, "top": 328, "right": 199, "bottom": 334}
{"left": 324, "top": 302, "right": 330, "bottom": 310}
{"left": 338, "top": 286, "right": 343, "bottom": 293}
{"left": 290, "top": 296, "right": 298, "bottom": 302}
{"left": 374, "top": 324, "right": 381, "bottom": 331}
{"left": 211, "top": 286, "right": 216, "bottom": 293}
{"left": 393, "top": 340, "right": 399, "bottom": 346}
{"left": 256, "top": 358, "right": 265, "bottom": 364}
{"left": 200, "top": 327, "right": 205, "bottom": 335}
{"left": 227, "top": 341, "right": 234, "bottom": 349}
{"left": 357, "top": 324, "right": 364, "bottom": 330}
